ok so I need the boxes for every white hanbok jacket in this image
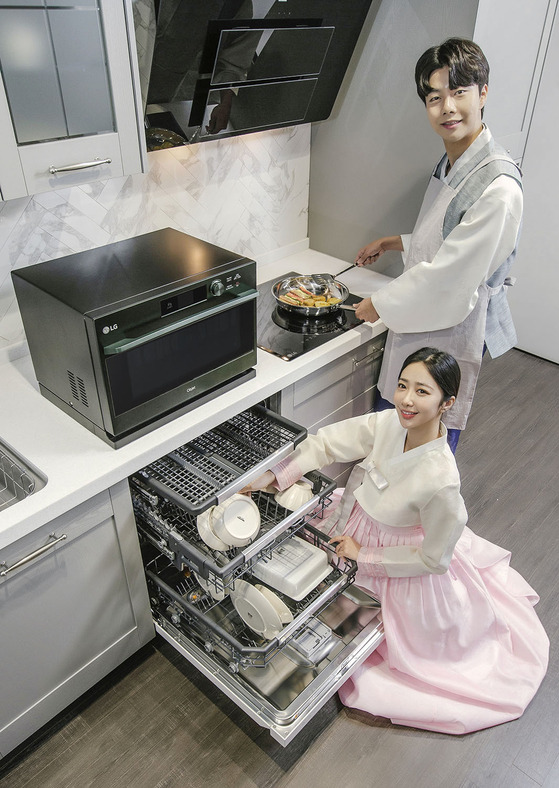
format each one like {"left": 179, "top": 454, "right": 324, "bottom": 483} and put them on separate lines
{"left": 273, "top": 410, "right": 468, "bottom": 578}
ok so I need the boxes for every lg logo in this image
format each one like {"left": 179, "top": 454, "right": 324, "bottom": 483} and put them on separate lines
{"left": 102, "top": 324, "right": 118, "bottom": 334}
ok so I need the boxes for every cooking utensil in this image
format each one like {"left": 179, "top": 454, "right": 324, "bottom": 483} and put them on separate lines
{"left": 272, "top": 273, "right": 350, "bottom": 317}
{"left": 334, "top": 263, "right": 355, "bottom": 277}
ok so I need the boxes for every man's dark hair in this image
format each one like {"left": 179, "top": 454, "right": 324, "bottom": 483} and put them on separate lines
{"left": 415, "top": 38, "right": 489, "bottom": 104}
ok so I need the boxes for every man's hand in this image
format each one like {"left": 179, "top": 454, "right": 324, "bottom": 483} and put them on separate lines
{"left": 354, "top": 298, "right": 380, "bottom": 324}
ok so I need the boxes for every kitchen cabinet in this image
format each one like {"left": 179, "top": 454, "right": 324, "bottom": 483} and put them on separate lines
{"left": 279, "top": 333, "right": 386, "bottom": 485}
{"left": 474, "top": 0, "right": 558, "bottom": 163}
{"left": 0, "top": 0, "right": 145, "bottom": 201}
{"left": 0, "top": 480, "right": 153, "bottom": 759}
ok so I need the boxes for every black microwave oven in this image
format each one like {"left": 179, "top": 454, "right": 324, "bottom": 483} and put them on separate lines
{"left": 12, "top": 229, "right": 258, "bottom": 447}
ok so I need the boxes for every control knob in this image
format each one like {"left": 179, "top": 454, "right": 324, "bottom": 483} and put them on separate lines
{"left": 210, "top": 279, "right": 225, "bottom": 297}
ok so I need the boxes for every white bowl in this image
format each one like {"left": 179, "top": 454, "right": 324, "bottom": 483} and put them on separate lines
{"left": 274, "top": 481, "right": 314, "bottom": 512}
{"left": 211, "top": 493, "right": 261, "bottom": 547}
{"left": 196, "top": 509, "right": 229, "bottom": 551}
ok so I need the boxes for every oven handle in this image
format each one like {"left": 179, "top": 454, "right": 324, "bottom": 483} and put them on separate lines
{"left": 102, "top": 289, "right": 258, "bottom": 355}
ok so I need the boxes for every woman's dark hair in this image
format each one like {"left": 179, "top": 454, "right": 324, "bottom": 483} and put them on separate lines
{"left": 399, "top": 347, "right": 461, "bottom": 402}
{"left": 415, "top": 38, "right": 489, "bottom": 104}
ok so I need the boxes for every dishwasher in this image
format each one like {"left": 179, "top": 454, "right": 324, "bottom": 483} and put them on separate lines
{"left": 129, "top": 405, "right": 384, "bottom": 746}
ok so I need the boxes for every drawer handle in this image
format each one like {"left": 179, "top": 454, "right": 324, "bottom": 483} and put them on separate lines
{"left": 0, "top": 532, "right": 67, "bottom": 576}
{"left": 49, "top": 158, "right": 111, "bottom": 174}
{"left": 353, "top": 347, "right": 384, "bottom": 369}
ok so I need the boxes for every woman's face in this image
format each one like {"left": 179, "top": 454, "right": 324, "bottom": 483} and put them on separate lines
{"left": 394, "top": 361, "right": 453, "bottom": 434}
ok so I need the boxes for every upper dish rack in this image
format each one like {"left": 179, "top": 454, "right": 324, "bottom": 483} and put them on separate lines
{"left": 131, "top": 468, "right": 335, "bottom": 589}
{"left": 134, "top": 405, "right": 307, "bottom": 515}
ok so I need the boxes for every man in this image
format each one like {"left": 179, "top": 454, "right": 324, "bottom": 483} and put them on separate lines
{"left": 354, "top": 38, "right": 523, "bottom": 452}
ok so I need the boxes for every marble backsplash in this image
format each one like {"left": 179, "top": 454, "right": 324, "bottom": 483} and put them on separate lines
{"left": 0, "top": 124, "right": 310, "bottom": 361}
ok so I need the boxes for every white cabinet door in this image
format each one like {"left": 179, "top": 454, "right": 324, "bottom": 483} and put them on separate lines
{"left": 0, "top": 481, "right": 153, "bottom": 758}
{"left": 474, "top": 0, "right": 557, "bottom": 162}
{"left": 280, "top": 334, "right": 386, "bottom": 484}
{"left": 0, "top": 0, "right": 145, "bottom": 201}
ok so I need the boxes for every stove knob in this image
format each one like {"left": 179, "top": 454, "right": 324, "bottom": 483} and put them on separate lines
{"left": 210, "top": 279, "right": 225, "bottom": 297}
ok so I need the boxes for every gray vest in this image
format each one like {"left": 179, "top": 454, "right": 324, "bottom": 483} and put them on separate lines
{"left": 436, "top": 139, "right": 522, "bottom": 358}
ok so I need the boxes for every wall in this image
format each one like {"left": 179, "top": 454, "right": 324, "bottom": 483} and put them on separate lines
{"left": 308, "top": 0, "right": 478, "bottom": 277}
{"left": 0, "top": 124, "right": 310, "bottom": 361}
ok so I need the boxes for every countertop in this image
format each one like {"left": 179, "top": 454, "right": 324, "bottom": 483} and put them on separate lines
{"left": 0, "top": 248, "right": 392, "bottom": 549}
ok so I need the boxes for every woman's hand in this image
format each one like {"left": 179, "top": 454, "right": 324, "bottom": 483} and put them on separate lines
{"left": 240, "top": 470, "right": 277, "bottom": 495}
{"left": 354, "top": 297, "right": 380, "bottom": 324}
{"left": 329, "top": 534, "right": 361, "bottom": 562}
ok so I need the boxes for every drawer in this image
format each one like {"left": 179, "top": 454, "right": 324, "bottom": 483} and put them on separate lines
{"left": 18, "top": 132, "right": 124, "bottom": 195}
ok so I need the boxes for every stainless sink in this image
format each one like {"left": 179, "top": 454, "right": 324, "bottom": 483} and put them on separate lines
{"left": 0, "top": 440, "right": 46, "bottom": 511}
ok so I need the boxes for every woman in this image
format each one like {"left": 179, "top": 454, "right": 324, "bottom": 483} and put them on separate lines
{"left": 243, "top": 348, "right": 548, "bottom": 734}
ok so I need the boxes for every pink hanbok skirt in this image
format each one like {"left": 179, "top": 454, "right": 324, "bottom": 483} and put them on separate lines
{"left": 319, "top": 497, "right": 549, "bottom": 735}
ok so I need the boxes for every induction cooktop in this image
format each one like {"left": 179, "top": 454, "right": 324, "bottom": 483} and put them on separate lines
{"left": 257, "top": 272, "right": 363, "bottom": 361}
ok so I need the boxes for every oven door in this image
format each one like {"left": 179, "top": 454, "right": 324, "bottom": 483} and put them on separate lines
{"left": 93, "top": 289, "right": 258, "bottom": 440}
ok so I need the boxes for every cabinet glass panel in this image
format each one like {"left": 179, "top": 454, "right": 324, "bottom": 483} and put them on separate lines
{"left": 0, "top": 3, "right": 114, "bottom": 145}
{"left": 0, "top": 9, "right": 66, "bottom": 143}
{"left": 49, "top": 8, "right": 113, "bottom": 136}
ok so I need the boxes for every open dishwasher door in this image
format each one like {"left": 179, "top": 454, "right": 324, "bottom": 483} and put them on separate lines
{"left": 153, "top": 582, "right": 384, "bottom": 746}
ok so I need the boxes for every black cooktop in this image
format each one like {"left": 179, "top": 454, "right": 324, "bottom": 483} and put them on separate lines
{"left": 257, "top": 272, "right": 363, "bottom": 361}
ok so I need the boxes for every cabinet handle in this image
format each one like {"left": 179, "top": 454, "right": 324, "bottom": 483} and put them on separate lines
{"left": 49, "top": 158, "right": 111, "bottom": 174}
{"left": 0, "top": 532, "right": 67, "bottom": 576}
{"left": 352, "top": 347, "right": 384, "bottom": 369}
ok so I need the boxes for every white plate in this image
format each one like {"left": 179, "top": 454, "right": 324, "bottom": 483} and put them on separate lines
{"left": 230, "top": 579, "right": 283, "bottom": 640}
{"left": 196, "top": 509, "right": 229, "bottom": 551}
{"left": 255, "top": 584, "right": 293, "bottom": 624}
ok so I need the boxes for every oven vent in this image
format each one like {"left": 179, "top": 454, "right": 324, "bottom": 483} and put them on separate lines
{"left": 67, "top": 370, "right": 89, "bottom": 408}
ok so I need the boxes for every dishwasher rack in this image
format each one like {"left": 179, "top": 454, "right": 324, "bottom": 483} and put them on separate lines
{"left": 0, "top": 446, "right": 36, "bottom": 511}
{"left": 130, "top": 469, "right": 335, "bottom": 590}
{"left": 134, "top": 404, "right": 307, "bottom": 515}
{"left": 142, "top": 523, "right": 357, "bottom": 671}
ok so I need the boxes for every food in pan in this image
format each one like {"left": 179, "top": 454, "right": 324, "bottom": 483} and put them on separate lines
{"left": 280, "top": 288, "right": 342, "bottom": 308}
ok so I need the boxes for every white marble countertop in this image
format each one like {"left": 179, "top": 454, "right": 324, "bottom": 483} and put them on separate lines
{"left": 0, "top": 248, "right": 391, "bottom": 549}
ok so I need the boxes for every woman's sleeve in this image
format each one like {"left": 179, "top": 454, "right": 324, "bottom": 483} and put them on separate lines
{"left": 358, "top": 483, "right": 468, "bottom": 578}
{"left": 372, "top": 177, "right": 523, "bottom": 334}
{"left": 272, "top": 413, "right": 378, "bottom": 491}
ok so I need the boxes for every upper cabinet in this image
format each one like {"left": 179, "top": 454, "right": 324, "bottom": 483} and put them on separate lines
{"left": 0, "top": 0, "right": 145, "bottom": 201}
{"left": 474, "top": 0, "right": 558, "bottom": 163}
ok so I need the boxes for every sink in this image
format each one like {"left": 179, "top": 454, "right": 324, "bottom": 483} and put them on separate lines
{"left": 0, "top": 439, "right": 46, "bottom": 511}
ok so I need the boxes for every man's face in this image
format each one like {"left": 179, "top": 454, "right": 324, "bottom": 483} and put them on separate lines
{"left": 425, "top": 66, "right": 487, "bottom": 154}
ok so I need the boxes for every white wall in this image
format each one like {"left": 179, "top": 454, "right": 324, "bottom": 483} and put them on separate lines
{"left": 506, "top": 5, "right": 559, "bottom": 363}
{"left": 308, "top": 0, "right": 478, "bottom": 275}
{"left": 0, "top": 125, "right": 310, "bottom": 361}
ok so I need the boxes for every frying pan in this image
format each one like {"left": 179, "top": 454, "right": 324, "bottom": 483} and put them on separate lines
{"left": 272, "top": 273, "right": 356, "bottom": 317}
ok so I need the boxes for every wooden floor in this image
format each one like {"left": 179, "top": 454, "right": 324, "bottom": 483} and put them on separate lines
{"left": 1, "top": 348, "right": 559, "bottom": 788}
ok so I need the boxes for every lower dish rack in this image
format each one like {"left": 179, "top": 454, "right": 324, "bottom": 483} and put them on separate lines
{"left": 142, "top": 523, "right": 357, "bottom": 672}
